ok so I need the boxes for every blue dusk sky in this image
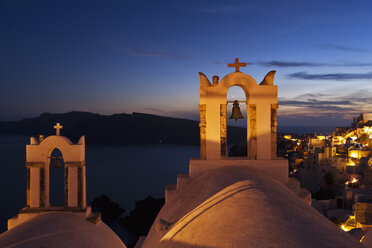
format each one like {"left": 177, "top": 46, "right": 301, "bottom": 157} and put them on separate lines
{"left": 1, "top": 0, "right": 372, "bottom": 127}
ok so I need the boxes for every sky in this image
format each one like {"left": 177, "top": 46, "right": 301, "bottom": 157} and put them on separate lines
{"left": 1, "top": 0, "right": 372, "bottom": 128}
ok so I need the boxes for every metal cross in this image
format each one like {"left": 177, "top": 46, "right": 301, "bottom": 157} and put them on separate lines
{"left": 54, "top": 123, "right": 63, "bottom": 136}
{"left": 228, "top": 58, "right": 247, "bottom": 72}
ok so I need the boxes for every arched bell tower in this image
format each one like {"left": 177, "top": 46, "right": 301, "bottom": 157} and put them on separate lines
{"left": 25, "top": 123, "right": 86, "bottom": 209}
{"left": 188, "top": 58, "right": 287, "bottom": 182}
{"left": 8, "top": 123, "right": 94, "bottom": 230}
{"left": 199, "top": 58, "right": 279, "bottom": 160}
{"left": 164, "top": 58, "right": 288, "bottom": 205}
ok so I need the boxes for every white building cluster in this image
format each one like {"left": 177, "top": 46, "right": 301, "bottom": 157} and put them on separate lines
{"left": 287, "top": 113, "right": 372, "bottom": 235}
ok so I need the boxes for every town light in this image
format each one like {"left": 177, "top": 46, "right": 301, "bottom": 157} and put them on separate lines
{"left": 350, "top": 151, "right": 359, "bottom": 158}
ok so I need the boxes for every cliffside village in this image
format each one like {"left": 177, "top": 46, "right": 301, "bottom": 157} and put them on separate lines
{"left": 284, "top": 113, "right": 372, "bottom": 234}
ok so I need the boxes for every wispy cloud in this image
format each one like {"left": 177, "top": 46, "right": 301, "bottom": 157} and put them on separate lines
{"left": 214, "top": 60, "right": 372, "bottom": 68}
{"left": 278, "top": 90, "right": 372, "bottom": 124}
{"left": 104, "top": 40, "right": 188, "bottom": 60}
{"left": 295, "top": 93, "right": 330, "bottom": 98}
{"left": 196, "top": 5, "right": 248, "bottom": 14}
{"left": 144, "top": 107, "right": 168, "bottom": 114}
{"left": 276, "top": 88, "right": 372, "bottom": 127}
{"left": 131, "top": 48, "right": 188, "bottom": 60}
{"left": 287, "top": 71, "right": 372, "bottom": 80}
{"left": 279, "top": 98, "right": 356, "bottom": 113}
{"left": 342, "top": 90, "right": 372, "bottom": 103}
{"left": 316, "top": 43, "right": 371, "bottom": 52}
{"left": 144, "top": 107, "right": 199, "bottom": 121}
{"left": 279, "top": 99, "right": 352, "bottom": 106}
{"left": 252, "top": 60, "right": 372, "bottom": 68}
{"left": 181, "top": 4, "right": 254, "bottom": 14}
{"left": 258, "top": 61, "right": 322, "bottom": 67}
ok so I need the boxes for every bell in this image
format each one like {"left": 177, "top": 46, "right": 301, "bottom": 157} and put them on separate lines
{"left": 230, "top": 100, "right": 244, "bottom": 122}
{"left": 52, "top": 157, "right": 62, "bottom": 168}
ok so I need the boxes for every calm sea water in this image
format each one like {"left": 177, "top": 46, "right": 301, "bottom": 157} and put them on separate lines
{"left": 0, "top": 135, "right": 199, "bottom": 233}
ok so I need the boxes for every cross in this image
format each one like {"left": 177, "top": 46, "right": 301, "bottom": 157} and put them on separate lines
{"left": 228, "top": 58, "right": 247, "bottom": 72}
{"left": 54, "top": 123, "right": 63, "bottom": 136}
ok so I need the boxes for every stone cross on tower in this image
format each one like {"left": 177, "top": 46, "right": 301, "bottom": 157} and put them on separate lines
{"left": 228, "top": 58, "right": 247, "bottom": 72}
{"left": 54, "top": 123, "right": 63, "bottom": 136}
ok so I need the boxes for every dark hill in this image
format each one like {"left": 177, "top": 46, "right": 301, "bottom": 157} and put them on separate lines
{"left": 0, "top": 111, "right": 246, "bottom": 145}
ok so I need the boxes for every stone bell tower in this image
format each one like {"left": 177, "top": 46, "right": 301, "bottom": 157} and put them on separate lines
{"left": 199, "top": 58, "right": 279, "bottom": 160}
{"left": 8, "top": 123, "right": 90, "bottom": 229}
{"left": 164, "top": 59, "right": 288, "bottom": 204}
{"left": 191, "top": 58, "right": 287, "bottom": 181}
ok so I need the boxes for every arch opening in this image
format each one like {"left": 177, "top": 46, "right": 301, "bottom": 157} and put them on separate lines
{"left": 226, "top": 86, "right": 248, "bottom": 157}
{"left": 48, "top": 148, "right": 65, "bottom": 206}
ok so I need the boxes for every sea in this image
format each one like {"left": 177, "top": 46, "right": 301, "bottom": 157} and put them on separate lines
{"left": 0, "top": 134, "right": 200, "bottom": 234}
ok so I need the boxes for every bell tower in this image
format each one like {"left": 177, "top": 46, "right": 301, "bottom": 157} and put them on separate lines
{"left": 190, "top": 58, "right": 287, "bottom": 181}
{"left": 8, "top": 124, "right": 90, "bottom": 229}
{"left": 199, "top": 58, "right": 279, "bottom": 160}
{"left": 164, "top": 59, "right": 289, "bottom": 204}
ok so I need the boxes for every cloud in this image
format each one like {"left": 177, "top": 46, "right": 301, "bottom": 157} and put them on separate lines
{"left": 181, "top": 4, "right": 253, "bottom": 14}
{"left": 295, "top": 93, "right": 330, "bottom": 98}
{"left": 278, "top": 99, "right": 355, "bottom": 112}
{"left": 258, "top": 61, "right": 323, "bottom": 67}
{"left": 214, "top": 59, "right": 372, "bottom": 68}
{"left": 287, "top": 71, "right": 372, "bottom": 80}
{"left": 277, "top": 90, "right": 372, "bottom": 122}
{"left": 254, "top": 60, "right": 372, "bottom": 68}
{"left": 278, "top": 89, "right": 372, "bottom": 128}
{"left": 144, "top": 107, "right": 168, "bottom": 114}
{"left": 316, "top": 43, "right": 371, "bottom": 52}
{"left": 279, "top": 99, "right": 352, "bottom": 106}
{"left": 196, "top": 5, "right": 247, "bottom": 14}
{"left": 214, "top": 58, "right": 372, "bottom": 68}
{"left": 131, "top": 48, "right": 188, "bottom": 60}
{"left": 342, "top": 90, "right": 372, "bottom": 102}
{"left": 334, "top": 62, "right": 372, "bottom": 67}
{"left": 104, "top": 40, "right": 188, "bottom": 60}
{"left": 144, "top": 107, "right": 199, "bottom": 121}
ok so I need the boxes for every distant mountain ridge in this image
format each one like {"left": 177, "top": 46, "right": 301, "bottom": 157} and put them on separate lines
{"left": 0, "top": 111, "right": 246, "bottom": 145}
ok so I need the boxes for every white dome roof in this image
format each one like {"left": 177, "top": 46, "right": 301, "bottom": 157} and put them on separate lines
{"left": 143, "top": 166, "right": 362, "bottom": 248}
{"left": 0, "top": 212, "right": 126, "bottom": 248}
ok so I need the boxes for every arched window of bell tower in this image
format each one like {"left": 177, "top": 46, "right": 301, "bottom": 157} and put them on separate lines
{"left": 48, "top": 148, "right": 65, "bottom": 206}
{"left": 226, "top": 86, "right": 247, "bottom": 157}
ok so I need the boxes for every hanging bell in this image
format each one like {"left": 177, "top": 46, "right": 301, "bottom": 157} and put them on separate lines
{"left": 52, "top": 157, "right": 62, "bottom": 168}
{"left": 230, "top": 100, "right": 244, "bottom": 122}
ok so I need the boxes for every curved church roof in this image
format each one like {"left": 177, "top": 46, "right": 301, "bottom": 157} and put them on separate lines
{"left": 0, "top": 212, "right": 126, "bottom": 248}
{"left": 142, "top": 166, "right": 363, "bottom": 248}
